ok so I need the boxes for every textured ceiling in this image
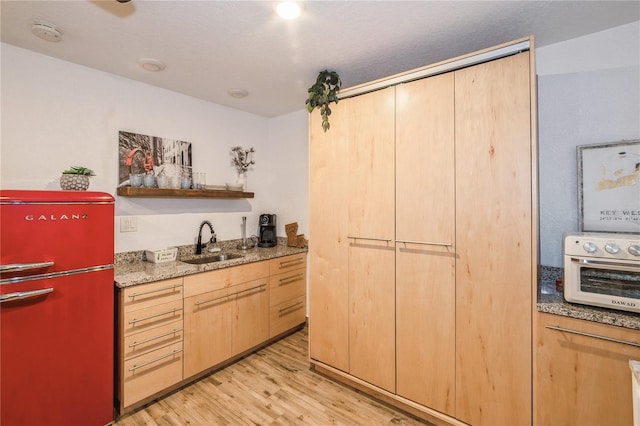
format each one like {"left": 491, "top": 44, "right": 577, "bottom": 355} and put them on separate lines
{"left": 1, "top": 1, "right": 639, "bottom": 117}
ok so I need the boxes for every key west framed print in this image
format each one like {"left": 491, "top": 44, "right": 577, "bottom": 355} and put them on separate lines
{"left": 577, "top": 139, "right": 640, "bottom": 234}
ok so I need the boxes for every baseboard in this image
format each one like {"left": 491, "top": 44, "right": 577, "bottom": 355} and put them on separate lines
{"left": 309, "top": 360, "right": 467, "bottom": 426}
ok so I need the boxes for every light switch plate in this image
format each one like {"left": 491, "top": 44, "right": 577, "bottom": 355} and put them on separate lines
{"left": 120, "top": 216, "right": 138, "bottom": 233}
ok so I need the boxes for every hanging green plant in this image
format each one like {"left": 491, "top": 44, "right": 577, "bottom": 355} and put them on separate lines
{"left": 306, "top": 70, "right": 342, "bottom": 132}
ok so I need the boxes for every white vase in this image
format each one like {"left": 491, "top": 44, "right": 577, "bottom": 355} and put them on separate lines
{"left": 237, "top": 172, "right": 246, "bottom": 191}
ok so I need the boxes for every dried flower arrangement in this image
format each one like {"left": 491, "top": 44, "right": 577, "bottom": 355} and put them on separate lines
{"left": 231, "top": 146, "right": 255, "bottom": 173}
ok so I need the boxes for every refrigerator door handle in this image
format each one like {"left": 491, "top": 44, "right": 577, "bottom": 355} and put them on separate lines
{"left": 0, "top": 262, "right": 54, "bottom": 274}
{"left": 0, "top": 288, "right": 54, "bottom": 304}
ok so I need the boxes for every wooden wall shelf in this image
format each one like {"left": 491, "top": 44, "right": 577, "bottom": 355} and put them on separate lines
{"left": 116, "top": 187, "right": 254, "bottom": 199}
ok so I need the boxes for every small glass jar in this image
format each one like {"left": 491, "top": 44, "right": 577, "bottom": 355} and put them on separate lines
{"left": 181, "top": 177, "right": 192, "bottom": 189}
{"left": 143, "top": 174, "right": 156, "bottom": 188}
{"left": 156, "top": 175, "right": 169, "bottom": 188}
{"left": 129, "top": 174, "right": 143, "bottom": 187}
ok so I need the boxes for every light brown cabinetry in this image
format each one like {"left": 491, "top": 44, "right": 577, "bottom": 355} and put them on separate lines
{"left": 309, "top": 39, "right": 536, "bottom": 425}
{"left": 395, "top": 72, "right": 456, "bottom": 415}
{"left": 347, "top": 87, "right": 396, "bottom": 392}
{"left": 117, "top": 254, "right": 306, "bottom": 414}
{"left": 309, "top": 87, "right": 396, "bottom": 392}
{"left": 117, "top": 277, "right": 184, "bottom": 412}
{"left": 535, "top": 313, "right": 640, "bottom": 426}
{"left": 269, "top": 254, "right": 307, "bottom": 337}
{"left": 308, "top": 97, "right": 349, "bottom": 372}
{"left": 454, "top": 51, "right": 533, "bottom": 426}
{"left": 183, "top": 262, "right": 269, "bottom": 378}
{"left": 183, "top": 286, "right": 233, "bottom": 378}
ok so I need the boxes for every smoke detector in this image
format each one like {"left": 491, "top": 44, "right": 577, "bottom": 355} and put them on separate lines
{"left": 228, "top": 88, "right": 249, "bottom": 99}
{"left": 138, "top": 58, "right": 166, "bottom": 72}
{"left": 31, "top": 22, "right": 63, "bottom": 42}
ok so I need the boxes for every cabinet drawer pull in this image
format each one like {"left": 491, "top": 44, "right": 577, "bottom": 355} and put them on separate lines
{"left": 279, "top": 300, "right": 304, "bottom": 316}
{"left": 129, "top": 308, "right": 182, "bottom": 325}
{"left": 195, "top": 294, "right": 230, "bottom": 307}
{"left": 546, "top": 325, "right": 640, "bottom": 347}
{"left": 279, "top": 274, "right": 304, "bottom": 286}
{"left": 348, "top": 236, "right": 392, "bottom": 243}
{"left": 128, "top": 328, "right": 183, "bottom": 348}
{"left": 395, "top": 239, "right": 452, "bottom": 247}
{"left": 234, "top": 283, "right": 266, "bottom": 296}
{"left": 195, "top": 284, "right": 266, "bottom": 306}
{"left": 128, "top": 349, "right": 183, "bottom": 372}
{"left": 279, "top": 258, "right": 304, "bottom": 268}
{"left": 128, "top": 284, "right": 182, "bottom": 299}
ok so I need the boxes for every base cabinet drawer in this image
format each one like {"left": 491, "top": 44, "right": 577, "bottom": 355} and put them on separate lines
{"left": 123, "top": 320, "right": 184, "bottom": 360}
{"left": 269, "top": 254, "right": 306, "bottom": 275}
{"left": 123, "top": 299, "right": 183, "bottom": 336}
{"left": 122, "top": 341, "right": 183, "bottom": 408}
{"left": 270, "top": 295, "right": 306, "bottom": 337}
{"left": 122, "top": 278, "right": 183, "bottom": 311}
{"left": 270, "top": 269, "right": 306, "bottom": 307}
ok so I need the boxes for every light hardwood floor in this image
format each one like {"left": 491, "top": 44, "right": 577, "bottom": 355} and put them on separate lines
{"left": 114, "top": 326, "right": 430, "bottom": 425}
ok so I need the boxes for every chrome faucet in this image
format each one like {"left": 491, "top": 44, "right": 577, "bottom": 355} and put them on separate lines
{"left": 195, "top": 220, "right": 216, "bottom": 255}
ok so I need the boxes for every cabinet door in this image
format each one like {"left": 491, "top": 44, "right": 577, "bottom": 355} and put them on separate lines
{"left": 455, "top": 52, "right": 532, "bottom": 425}
{"left": 183, "top": 288, "right": 233, "bottom": 378}
{"left": 232, "top": 279, "right": 269, "bottom": 355}
{"left": 535, "top": 313, "right": 640, "bottom": 426}
{"left": 395, "top": 73, "right": 456, "bottom": 414}
{"left": 347, "top": 87, "right": 396, "bottom": 392}
{"left": 308, "top": 99, "right": 350, "bottom": 371}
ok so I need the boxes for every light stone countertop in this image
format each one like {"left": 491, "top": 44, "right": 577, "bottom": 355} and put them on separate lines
{"left": 538, "top": 266, "right": 640, "bottom": 331}
{"left": 115, "top": 238, "right": 307, "bottom": 288}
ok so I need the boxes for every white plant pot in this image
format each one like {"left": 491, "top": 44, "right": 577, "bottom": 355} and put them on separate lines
{"left": 60, "top": 174, "right": 90, "bottom": 191}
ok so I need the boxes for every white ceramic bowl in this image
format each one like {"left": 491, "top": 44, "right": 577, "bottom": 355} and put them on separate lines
{"left": 225, "top": 183, "right": 244, "bottom": 191}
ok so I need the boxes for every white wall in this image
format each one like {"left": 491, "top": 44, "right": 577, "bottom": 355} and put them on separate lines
{"left": 0, "top": 43, "right": 309, "bottom": 253}
{"left": 3, "top": 20, "right": 638, "bottom": 262}
{"left": 536, "top": 21, "right": 640, "bottom": 267}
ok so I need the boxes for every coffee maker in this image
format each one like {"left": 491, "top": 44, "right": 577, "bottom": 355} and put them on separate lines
{"left": 257, "top": 214, "right": 277, "bottom": 248}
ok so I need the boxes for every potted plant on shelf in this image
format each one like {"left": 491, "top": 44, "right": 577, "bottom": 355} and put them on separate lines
{"left": 306, "top": 70, "right": 341, "bottom": 132}
{"left": 59, "top": 166, "right": 95, "bottom": 191}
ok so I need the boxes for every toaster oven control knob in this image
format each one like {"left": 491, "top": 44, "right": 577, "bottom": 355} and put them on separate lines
{"left": 629, "top": 245, "right": 640, "bottom": 256}
{"left": 582, "top": 242, "right": 598, "bottom": 253}
{"left": 604, "top": 242, "right": 620, "bottom": 254}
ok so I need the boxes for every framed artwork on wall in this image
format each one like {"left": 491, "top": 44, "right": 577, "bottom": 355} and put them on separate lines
{"left": 577, "top": 139, "right": 640, "bottom": 234}
{"left": 117, "top": 131, "right": 193, "bottom": 187}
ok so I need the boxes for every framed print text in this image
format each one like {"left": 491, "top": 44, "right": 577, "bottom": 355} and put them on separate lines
{"left": 578, "top": 139, "right": 640, "bottom": 234}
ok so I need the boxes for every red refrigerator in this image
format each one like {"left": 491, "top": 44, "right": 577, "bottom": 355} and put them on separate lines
{"left": 0, "top": 190, "right": 115, "bottom": 425}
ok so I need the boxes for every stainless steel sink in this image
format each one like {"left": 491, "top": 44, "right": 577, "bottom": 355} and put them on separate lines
{"left": 181, "top": 253, "right": 243, "bottom": 264}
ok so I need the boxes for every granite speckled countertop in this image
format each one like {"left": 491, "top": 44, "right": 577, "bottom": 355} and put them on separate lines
{"left": 538, "top": 266, "right": 640, "bottom": 331}
{"left": 115, "top": 238, "right": 307, "bottom": 288}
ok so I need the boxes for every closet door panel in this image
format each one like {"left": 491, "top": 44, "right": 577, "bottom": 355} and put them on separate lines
{"left": 395, "top": 74, "right": 456, "bottom": 414}
{"left": 454, "top": 52, "right": 532, "bottom": 426}
{"left": 308, "top": 101, "right": 350, "bottom": 372}
{"left": 348, "top": 87, "right": 396, "bottom": 392}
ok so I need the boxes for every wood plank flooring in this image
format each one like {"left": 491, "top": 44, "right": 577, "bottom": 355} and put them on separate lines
{"left": 114, "top": 326, "right": 430, "bottom": 425}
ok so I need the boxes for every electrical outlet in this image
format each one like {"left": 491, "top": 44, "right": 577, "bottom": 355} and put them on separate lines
{"left": 120, "top": 216, "right": 138, "bottom": 233}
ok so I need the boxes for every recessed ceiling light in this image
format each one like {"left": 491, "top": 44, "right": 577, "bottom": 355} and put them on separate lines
{"left": 276, "top": 2, "right": 302, "bottom": 20}
{"left": 228, "top": 88, "right": 249, "bottom": 99}
{"left": 31, "top": 22, "right": 62, "bottom": 42}
{"left": 138, "top": 58, "right": 166, "bottom": 72}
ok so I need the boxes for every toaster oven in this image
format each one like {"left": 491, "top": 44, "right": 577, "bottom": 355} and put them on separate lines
{"left": 564, "top": 233, "right": 640, "bottom": 313}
